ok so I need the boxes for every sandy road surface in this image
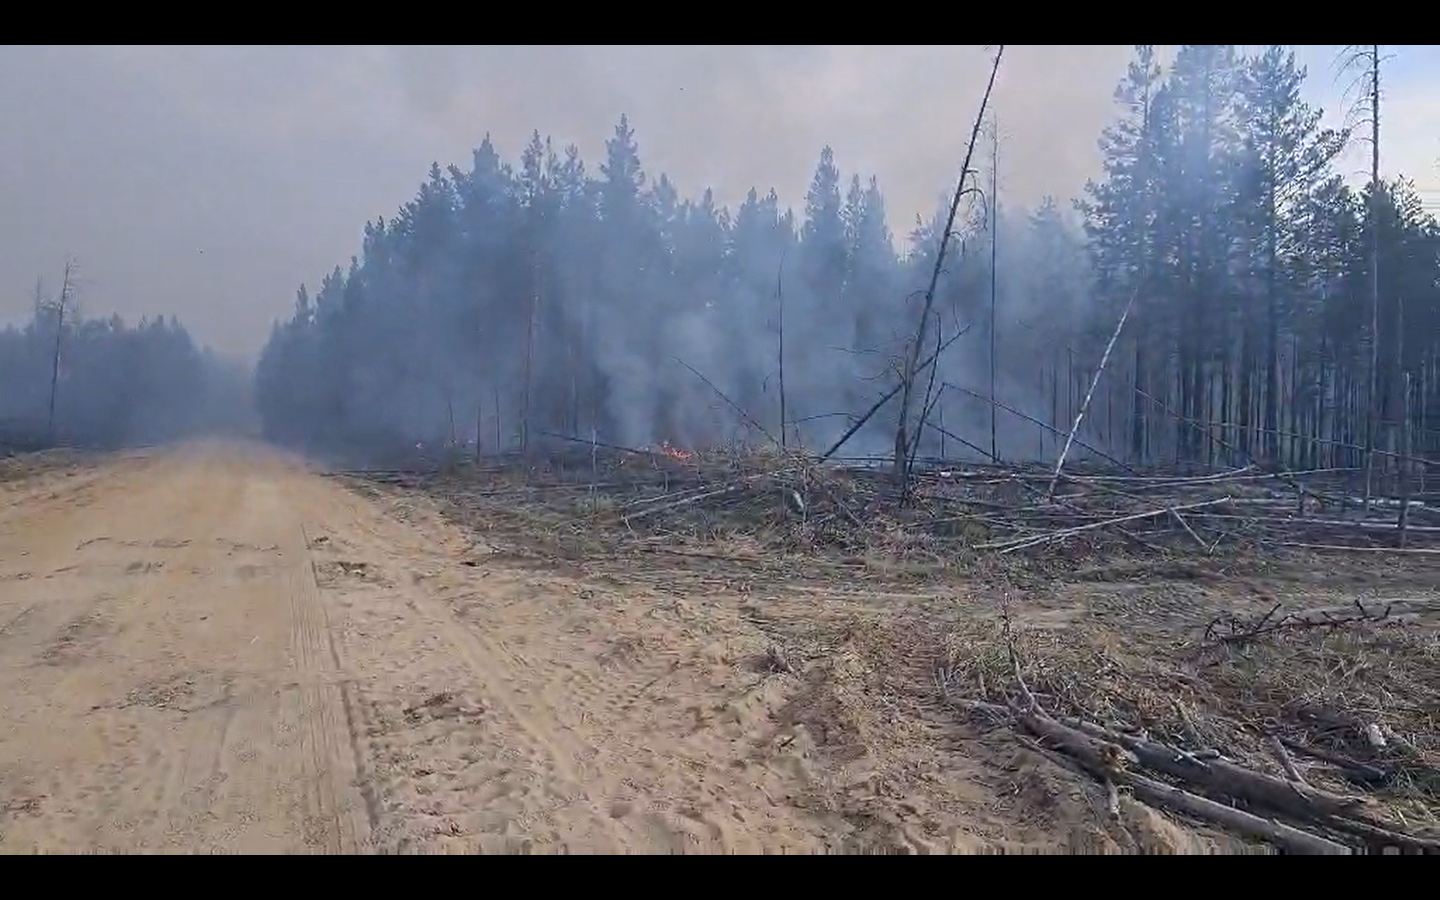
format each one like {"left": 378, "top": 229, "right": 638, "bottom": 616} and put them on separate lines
{"left": 0, "top": 441, "right": 844, "bottom": 854}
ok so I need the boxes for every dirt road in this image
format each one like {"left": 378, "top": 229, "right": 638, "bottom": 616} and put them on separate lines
{"left": 0, "top": 440, "right": 854, "bottom": 854}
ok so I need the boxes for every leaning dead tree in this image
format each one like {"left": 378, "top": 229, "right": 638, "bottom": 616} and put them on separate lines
{"left": 894, "top": 45, "right": 1005, "bottom": 484}
{"left": 46, "top": 258, "right": 77, "bottom": 446}
{"left": 1045, "top": 286, "right": 1139, "bottom": 500}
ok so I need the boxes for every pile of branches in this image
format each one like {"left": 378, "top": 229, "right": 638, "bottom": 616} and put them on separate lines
{"left": 343, "top": 441, "right": 1440, "bottom": 566}
{"left": 935, "top": 607, "right": 1440, "bottom": 855}
{"left": 956, "top": 462, "right": 1440, "bottom": 557}
{"left": 346, "top": 440, "right": 938, "bottom": 561}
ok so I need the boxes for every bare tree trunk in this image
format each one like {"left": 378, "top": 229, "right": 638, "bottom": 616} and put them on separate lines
{"left": 894, "top": 45, "right": 1004, "bottom": 483}
{"left": 1421, "top": 359, "right": 1429, "bottom": 496}
{"left": 47, "top": 259, "right": 76, "bottom": 447}
{"left": 520, "top": 248, "right": 540, "bottom": 453}
{"left": 938, "top": 401, "right": 946, "bottom": 460}
{"left": 1050, "top": 358, "right": 1059, "bottom": 463}
{"left": 1296, "top": 334, "right": 1307, "bottom": 466}
{"left": 567, "top": 327, "right": 579, "bottom": 437}
{"left": 1362, "top": 44, "right": 1381, "bottom": 514}
{"left": 989, "top": 113, "right": 1000, "bottom": 464}
{"left": 1393, "top": 283, "right": 1405, "bottom": 497}
{"left": 1067, "top": 346, "right": 1076, "bottom": 454}
{"left": 776, "top": 247, "right": 788, "bottom": 451}
{"left": 1131, "top": 343, "right": 1145, "bottom": 463}
{"left": 1398, "top": 371, "right": 1413, "bottom": 547}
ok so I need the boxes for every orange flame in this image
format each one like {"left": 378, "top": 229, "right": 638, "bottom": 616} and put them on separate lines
{"left": 655, "top": 440, "right": 694, "bottom": 462}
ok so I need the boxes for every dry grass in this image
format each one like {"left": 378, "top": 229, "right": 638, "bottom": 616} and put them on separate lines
{"left": 938, "top": 610, "right": 1440, "bottom": 834}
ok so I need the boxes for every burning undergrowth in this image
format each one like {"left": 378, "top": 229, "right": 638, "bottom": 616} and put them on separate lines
{"left": 338, "top": 439, "right": 1440, "bottom": 588}
{"left": 344, "top": 443, "right": 970, "bottom": 581}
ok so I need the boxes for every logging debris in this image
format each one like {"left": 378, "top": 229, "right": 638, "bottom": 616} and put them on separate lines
{"left": 342, "top": 445, "right": 1440, "bottom": 568}
{"left": 936, "top": 613, "right": 1440, "bottom": 854}
{"left": 340, "top": 443, "right": 1440, "bottom": 853}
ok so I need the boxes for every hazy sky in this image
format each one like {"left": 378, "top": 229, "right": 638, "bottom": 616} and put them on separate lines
{"left": 3, "top": 45, "right": 1437, "bottom": 359}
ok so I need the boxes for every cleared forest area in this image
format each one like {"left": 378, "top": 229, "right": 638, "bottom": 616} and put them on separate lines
{"left": 260, "top": 45, "right": 1439, "bottom": 853}
{"left": 331, "top": 435, "right": 1437, "bottom": 853}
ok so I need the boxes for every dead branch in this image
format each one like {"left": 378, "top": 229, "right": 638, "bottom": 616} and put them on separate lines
{"left": 1204, "top": 598, "right": 1398, "bottom": 647}
{"left": 944, "top": 381, "right": 1139, "bottom": 474}
{"left": 1046, "top": 285, "right": 1137, "bottom": 500}
{"left": 821, "top": 324, "right": 972, "bottom": 462}
{"left": 976, "top": 496, "right": 1234, "bottom": 553}
{"left": 674, "top": 357, "right": 781, "bottom": 449}
{"left": 1265, "top": 730, "right": 1310, "bottom": 786}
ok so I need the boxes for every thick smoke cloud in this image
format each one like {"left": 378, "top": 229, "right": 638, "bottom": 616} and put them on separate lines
{"left": 5, "top": 46, "right": 1436, "bottom": 466}
{"left": 255, "top": 46, "right": 1440, "bottom": 480}
{"left": 1, "top": 46, "right": 1141, "bottom": 361}
{"left": 250, "top": 111, "right": 1090, "bottom": 461}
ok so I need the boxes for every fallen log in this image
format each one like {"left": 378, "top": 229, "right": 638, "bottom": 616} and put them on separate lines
{"left": 1278, "top": 738, "right": 1391, "bottom": 787}
{"left": 956, "top": 699, "right": 1351, "bottom": 854}
{"left": 1316, "top": 815, "right": 1440, "bottom": 854}
{"left": 1121, "top": 771, "right": 1350, "bottom": 855}
{"left": 952, "top": 698, "right": 1439, "bottom": 854}
{"left": 1018, "top": 711, "right": 1137, "bottom": 776}
{"left": 1060, "top": 716, "right": 1371, "bottom": 824}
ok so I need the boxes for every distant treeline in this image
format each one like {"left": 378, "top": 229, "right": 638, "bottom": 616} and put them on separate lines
{"left": 1, "top": 282, "right": 254, "bottom": 450}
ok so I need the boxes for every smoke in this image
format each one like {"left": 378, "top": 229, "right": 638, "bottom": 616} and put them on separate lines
{"left": 253, "top": 106, "right": 1097, "bottom": 464}
{"left": 7, "top": 46, "right": 1434, "bottom": 467}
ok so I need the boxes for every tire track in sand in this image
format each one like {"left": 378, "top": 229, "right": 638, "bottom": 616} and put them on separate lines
{"left": 285, "top": 517, "right": 369, "bottom": 853}
{"left": 0, "top": 443, "right": 369, "bottom": 853}
{"left": 302, "top": 506, "right": 629, "bottom": 853}
{"left": 301, "top": 484, "right": 831, "bottom": 854}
